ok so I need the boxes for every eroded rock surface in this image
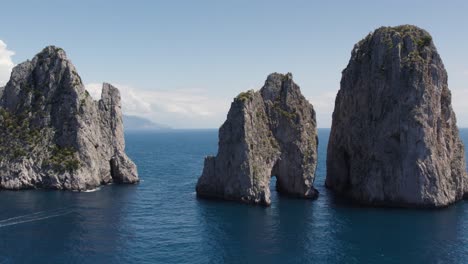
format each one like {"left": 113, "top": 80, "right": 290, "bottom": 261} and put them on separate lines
{"left": 0, "top": 46, "right": 138, "bottom": 190}
{"left": 196, "top": 73, "right": 318, "bottom": 205}
{"left": 326, "top": 25, "right": 467, "bottom": 207}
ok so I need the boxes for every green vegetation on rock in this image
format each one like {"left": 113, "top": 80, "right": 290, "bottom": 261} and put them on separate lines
{"left": 273, "top": 100, "right": 297, "bottom": 121}
{"left": 0, "top": 108, "right": 42, "bottom": 161}
{"left": 236, "top": 90, "right": 254, "bottom": 102}
{"left": 417, "top": 35, "right": 432, "bottom": 49}
{"left": 44, "top": 145, "right": 80, "bottom": 172}
{"left": 0, "top": 107, "right": 80, "bottom": 172}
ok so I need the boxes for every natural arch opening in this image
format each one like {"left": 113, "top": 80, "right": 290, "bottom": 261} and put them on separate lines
{"left": 269, "top": 175, "right": 279, "bottom": 201}
{"left": 269, "top": 160, "right": 288, "bottom": 198}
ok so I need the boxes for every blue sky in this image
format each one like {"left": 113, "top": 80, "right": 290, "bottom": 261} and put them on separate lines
{"left": 1, "top": 0, "right": 467, "bottom": 128}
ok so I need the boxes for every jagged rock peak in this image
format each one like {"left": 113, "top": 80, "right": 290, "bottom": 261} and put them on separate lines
{"left": 196, "top": 72, "right": 318, "bottom": 206}
{"left": 2, "top": 45, "right": 85, "bottom": 113}
{"left": 37, "top": 45, "right": 68, "bottom": 58}
{"left": 0, "top": 46, "right": 138, "bottom": 191}
{"left": 326, "top": 25, "right": 467, "bottom": 208}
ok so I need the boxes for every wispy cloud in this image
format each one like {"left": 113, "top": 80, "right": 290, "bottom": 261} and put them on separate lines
{"left": 86, "top": 83, "right": 152, "bottom": 115}
{"left": 86, "top": 83, "right": 230, "bottom": 128}
{"left": 0, "top": 40, "right": 15, "bottom": 86}
{"left": 307, "top": 91, "right": 337, "bottom": 128}
{"left": 451, "top": 88, "right": 468, "bottom": 127}
{"left": 87, "top": 82, "right": 339, "bottom": 129}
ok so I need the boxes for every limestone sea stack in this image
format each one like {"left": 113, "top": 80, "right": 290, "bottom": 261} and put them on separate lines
{"left": 196, "top": 73, "right": 318, "bottom": 206}
{"left": 326, "top": 25, "right": 467, "bottom": 207}
{"left": 0, "top": 46, "right": 138, "bottom": 190}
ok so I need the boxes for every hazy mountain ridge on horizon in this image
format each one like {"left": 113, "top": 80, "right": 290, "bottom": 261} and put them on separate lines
{"left": 123, "top": 115, "right": 171, "bottom": 131}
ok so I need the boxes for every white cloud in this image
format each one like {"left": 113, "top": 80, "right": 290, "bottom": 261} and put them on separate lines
{"left": 86, "top": 83, "right": 153, "bottom": 115}
{"left": 83, "top": 83, "right": 102, "bottom": 100}
{"left": 0, "top": 40, "right": 15, "bottom": 86}
{"left": 451, "top": 88, "right": 468, "bottom": 128}
{"left": 307, "top": 91, "right": 337, "bottom": 128}
{"left": 85, "top": 83, "right": 230, "bottom": 128}
{"left": 86, "top": 83, "right": 339, "bottom": 129}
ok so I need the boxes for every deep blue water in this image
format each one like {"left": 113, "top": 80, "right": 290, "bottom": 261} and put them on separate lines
{"left": 0, "top": 129, "right": 468, "bottom": 263}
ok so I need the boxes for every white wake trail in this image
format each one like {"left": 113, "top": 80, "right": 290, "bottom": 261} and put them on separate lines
{"left": 0, "top": 208, "right": 65, "bottom": 223}
{"left": 0, "top": 208, "right": 73, "bottom": 228}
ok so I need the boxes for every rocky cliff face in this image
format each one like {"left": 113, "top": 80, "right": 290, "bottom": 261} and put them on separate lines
{"left": 326, "top": 25, "right": 467, "bottom": 207}
{"left": 196, "top": 73, "right": 318, "bottom": 206}
{"left": 0, "top": 46, "right": 138, "bottom": 190}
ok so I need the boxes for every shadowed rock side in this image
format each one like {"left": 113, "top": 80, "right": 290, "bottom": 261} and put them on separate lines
{"left": 326, "top": 25, "right": 467, "bottom": 207}
{"left": 0, "top": 46, "right": 138, "bottom": 190}
{"left": 196, "top": 73, "right": 318, "bottom": 206}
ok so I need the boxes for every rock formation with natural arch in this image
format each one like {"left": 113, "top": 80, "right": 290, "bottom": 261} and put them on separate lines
{"left": 196, "top": 73, "right": 318, "bottom": 206}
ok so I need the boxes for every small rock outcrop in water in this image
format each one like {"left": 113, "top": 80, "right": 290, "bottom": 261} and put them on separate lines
{"left": 0, "top": 46, "right": 138, "bottom": 190}
{"left": 326, "top": 25, "right": 467, "bottom": 207}
{"left": 196, "top": 73, "right": 318, "bottom": 206}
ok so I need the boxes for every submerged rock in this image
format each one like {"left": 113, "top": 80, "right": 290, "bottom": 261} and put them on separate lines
{"left": 326, "top": 25, "right": 467, "bottom": 207}
{"left": 0, "top": 46, "right": 138, "bottom": 190}
{"left": 196, "top": 73, "right": 318, "bottom": 206}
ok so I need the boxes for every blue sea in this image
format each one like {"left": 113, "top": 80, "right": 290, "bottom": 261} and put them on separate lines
{"left": 0, "top": 129, "right": 467, "bottom": 263}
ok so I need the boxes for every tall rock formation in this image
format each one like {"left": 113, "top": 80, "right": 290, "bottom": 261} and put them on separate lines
{"left": 196, "top": 73, "right": 318, "bottom": 206}
{"left": 0, "top": 46, "right": 138, "bottom": 190}
{"left": 326, "top": 25, "right": 467, "bottom": 207}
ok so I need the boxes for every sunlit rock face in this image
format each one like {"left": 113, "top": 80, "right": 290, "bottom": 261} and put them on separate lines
{"left": 326, "top": 25, "right": 467, "bottom": 208}
{"left": 0, "top": 46, "right": 138, "bottom": 190}
{"left": 196, "top": 73, "right": 318, "bottom": 206}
